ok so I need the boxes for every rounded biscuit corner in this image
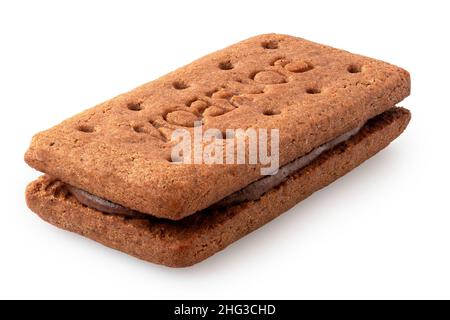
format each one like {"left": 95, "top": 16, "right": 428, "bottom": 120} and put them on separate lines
{"left": 159, "top": 242, "right": 202, "bottom": 268}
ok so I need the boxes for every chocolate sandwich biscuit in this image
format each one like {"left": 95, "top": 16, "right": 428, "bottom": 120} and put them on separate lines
{"left": 26, "top": 108, "right": 410, "bottom": 267}
{"left": 25, "top": 34, "right": 411, "bottom": 267}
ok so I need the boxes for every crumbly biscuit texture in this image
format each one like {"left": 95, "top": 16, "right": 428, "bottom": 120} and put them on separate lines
{"left": 26, "top": 108, "right": 411, "bottom": 267}
{"left": 25, "top": 34, "right": 410, "bottom": 219}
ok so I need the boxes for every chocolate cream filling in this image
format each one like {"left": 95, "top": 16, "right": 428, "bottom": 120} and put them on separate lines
{"left": 67, "top": 125, "right": 362, "bottom": 219}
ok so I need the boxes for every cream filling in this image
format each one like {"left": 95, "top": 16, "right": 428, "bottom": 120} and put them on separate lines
{"left": 67, "top": 125, "right": 362, "bottom": 219}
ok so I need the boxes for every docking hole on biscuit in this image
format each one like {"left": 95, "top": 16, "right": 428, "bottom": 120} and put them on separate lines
{"left": 261, "top": 40, "right": 279, "bottom": 49}
{"left": 77, "top": 125, "right": 94, "bottom": 133}
{"left": 347, "top": 64, "right": 362, "bottom": 73}
{"left": 218, "top": 61, "right": 234, "bottom": 70}
{"left": 173, "top": 81, "right": 189, "bottom": 90}
{"left": 263, "top": 109, "right": 281, "bottom": 116}
{"left": 133, "top": 125, "right": 146, "bottom": 133}
{"left": 127, "top": 102, "right": 143, "bottom": 111}
{"left": 306, "top": 87, "right": 321, "bottom": 94}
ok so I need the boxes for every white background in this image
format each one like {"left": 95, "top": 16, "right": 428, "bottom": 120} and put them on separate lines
{"left": 1, "top": 0, "right": 449, "bottom": 300}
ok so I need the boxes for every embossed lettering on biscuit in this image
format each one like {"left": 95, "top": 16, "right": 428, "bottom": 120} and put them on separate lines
{"left": 165, "top": 110, "right": 201, "bottom": 127}
{"left": 230, "top": 95, "right": 253, "bottom": 107}
{"left": 253, "top": 70, "right": 287, "bottom": 84}
{"left": 271, "top": 57, "right": 290, "bottom": 67}
{"left": 211, "top": 89, "right": 235, "bottom": 100}
{"left": 285, "top": 60, "right": 314, "bottom": 73}
{"left": 189, "top": 100, "right": 209, "bottom": 113}
{"left": 203, "top": 106, "right": 226, "bottom": 117}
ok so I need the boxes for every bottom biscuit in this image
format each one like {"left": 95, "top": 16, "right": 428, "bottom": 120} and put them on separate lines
{"left": 25, "top": 107, "right": 411, "bottom": 267}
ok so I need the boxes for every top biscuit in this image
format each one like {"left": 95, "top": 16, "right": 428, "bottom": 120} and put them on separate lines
{"left": 25, "top": 34, "right": 410, "bottom": 220}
